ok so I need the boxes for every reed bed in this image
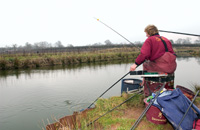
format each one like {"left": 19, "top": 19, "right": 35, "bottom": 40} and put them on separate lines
{"left": 1, "top": 46, "right": 200, "bottom": 70}
{"left": 0, "top": 48, "right": 139, "bottom": 70}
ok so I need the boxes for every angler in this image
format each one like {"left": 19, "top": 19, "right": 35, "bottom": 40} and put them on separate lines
{"left": 130, "top": 25, "right": 176, "bottom": 96}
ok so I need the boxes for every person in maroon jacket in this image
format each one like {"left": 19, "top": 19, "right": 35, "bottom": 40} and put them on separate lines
{"left": 130, "top": 25, "right": 177, "bottom": 74}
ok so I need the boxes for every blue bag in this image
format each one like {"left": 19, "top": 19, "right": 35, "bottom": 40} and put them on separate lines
{"left": 154, "top": 88, "right": 198, "bottom": 130}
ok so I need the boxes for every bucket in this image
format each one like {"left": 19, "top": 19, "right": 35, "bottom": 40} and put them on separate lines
{"left": 121, "top": 79, "right": 142, "bottom": 94}
{"left": 144, "top": 98, "right": 167, "bottom": 124}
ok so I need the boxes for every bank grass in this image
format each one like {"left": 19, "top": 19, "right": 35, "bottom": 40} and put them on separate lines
{"left": 0, "top": 48, "right": 139, "bottom": 70}
{"left": 79, "top": 93, "right": 145, "bottom": 130}
{"left": 174, "top": 46, "right": 200, "bottom": 56}
{"left": 1, "top": 46, "right": 200, "bottom": 70}
{"left": 190, "top": 84, "right": 200, "bottom": 106}
{"left": 43, "top": 91, "right": 178, "bottom": 130}
{"left": 76, "top": 92, "right": 173, "bottom": 130}
{"left": 193, "top": 84, "right": 200, "bottom": 95}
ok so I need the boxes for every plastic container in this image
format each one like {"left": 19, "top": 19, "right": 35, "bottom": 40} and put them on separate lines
{"left": 121, "top": 78, "right": 142, "bottom": 94}
{"left": 144, "top": 98, "right": 167, "bottom": 124}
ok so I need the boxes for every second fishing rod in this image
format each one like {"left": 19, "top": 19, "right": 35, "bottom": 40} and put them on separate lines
{"left": 86, "top": 18, "right": 141, "bottom": 109}
{"left": 86, "top": 18, "right": 200, "bottom": 109}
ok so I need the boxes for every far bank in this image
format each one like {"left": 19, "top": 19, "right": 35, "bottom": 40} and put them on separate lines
{"left": 0, "top": 46, "right": 200, "bottom": 70}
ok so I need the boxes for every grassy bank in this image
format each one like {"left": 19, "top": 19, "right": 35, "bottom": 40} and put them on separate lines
{"left": 174, "top": 46, "right": 200, "bottom": 56}
{"left": 47, "top": 93, "right": 174, "bottom": 130}
{"left": 47, "top": 86, "right": 200, "bottom": 130}
{"left": 44, "top": 84, "right": 200, "bottom": 130}
{"left": 83, "top": 93, "right": 145, "bottom": 130}
{"left": 0, "top": 48, "right": 139, "bottom": 70}
{"left": 80, "top": 93, "right": 176, "bottom": 130}
{"left": 0, "top": 46, "right": 200, "bottom": 70}
{"left": 82, "top": 85, "right": 200, "bottom": 130}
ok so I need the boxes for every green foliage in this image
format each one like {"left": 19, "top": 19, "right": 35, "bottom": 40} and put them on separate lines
{"left": 83, "top": 94, "right": 144, "bottom": 129}
{"left": 0, "top": 59, "right": 8, "bottom": 70}
{"left": 13, "top": 58, "right": 20, "bottom": 69}
{"left": 126, "top": 93, "right": 145, "bottom": 108}
{"left": 191, "top": 84, "right": 200, "bottom": 96}
{"left": 23, "top": 59, "right": 31, "bottom": 68}
{"left": 33, "top": 59, "right": 41, "bottom": 68}
{"left": 3, "top": 46, "right": 200, "bottom": 70}
{"left": 0, "top": 49, "right": 140, "bottom": 70}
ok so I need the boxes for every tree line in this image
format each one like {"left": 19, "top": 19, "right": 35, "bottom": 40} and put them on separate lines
{"left": 0, "top": 37, "right": 200, "bottom": 54}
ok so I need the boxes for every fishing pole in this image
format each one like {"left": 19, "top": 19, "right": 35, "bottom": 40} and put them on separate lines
{"left": 159, "top": 30, "right": 200, "bottom": 37}
{"left": 86, "top": 18, "right": 142, "bottom": 109}
{"left": 87, "top": 71, "right": 131, "bottom": 109}
{"left": 94, "top": 17, "right": 140, "bottom": 50}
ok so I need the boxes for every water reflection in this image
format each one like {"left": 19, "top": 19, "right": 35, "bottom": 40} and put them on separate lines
{"left": 176, "top": 56, "right": 192, "bottom": 61}
{"left": 0, "top": 60, "right": 131, "bottom": 78}
{"left": 197, "top": 58, "right": 200, "bottom": 65}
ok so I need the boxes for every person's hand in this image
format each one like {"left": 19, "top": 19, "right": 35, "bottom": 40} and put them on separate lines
{"left": 130, "top": 63, "right": 137, "bottom": 71}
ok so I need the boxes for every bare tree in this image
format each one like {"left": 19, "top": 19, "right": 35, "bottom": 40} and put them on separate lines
{"left": 12, "top": 44, "right": 18, "bottom": 52}
{"left": 134, "top": 41, "right": 142, "bottom": 45}
{"left": 182, "top": 37, "right": 191, "bottom": 44}
{"left": 33, "top": 41, "right": 52, "bottom": 49}
{"left": 194, "top": 37, "right": 200, "bottom": 44}
{"left": 104, "top": 40, "right": 112, "bottom": 46}
{"left": 54, "top": 41, "right": 64, "bottom": 48}
{"left": 67, "top": 44, "right": 74, "bottom": 47}
{"left": 175, "top": 38, "right": 183, "bottom": 44}
{"left": 24, "top": 42, "right": 32, "bottom": 50}
{"left": 92, "top": 42, "right": 103, "bottom": 46}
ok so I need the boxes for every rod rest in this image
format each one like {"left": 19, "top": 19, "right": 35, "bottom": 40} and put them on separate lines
{"left": 130, "top": 70, "right": 147, "bottom": 75}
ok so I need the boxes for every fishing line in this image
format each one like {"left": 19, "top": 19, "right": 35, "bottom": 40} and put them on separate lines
{"left": 159, "top": 30, "right": 200, "bottom": 37}
{"left": 94, "top": 17, "right": 140, "bottom": 50}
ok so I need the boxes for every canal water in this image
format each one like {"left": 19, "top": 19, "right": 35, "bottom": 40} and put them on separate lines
{"left": 0, "top": 57, "right": 200, "bottom": 130}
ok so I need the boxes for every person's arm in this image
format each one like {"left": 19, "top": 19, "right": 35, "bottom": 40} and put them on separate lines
{"left": 130, "top": 63, "right": 137, "bottom": 71}
{"left": 135, "top": 38, "right": 151, "bottom": 66}
{"left": 130, "top": 38, "right": 152, "bottom": 71}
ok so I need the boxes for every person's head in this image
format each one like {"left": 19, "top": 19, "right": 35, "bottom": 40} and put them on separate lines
{"left": 144, "top": 25, "right": 159, "bottom": 37}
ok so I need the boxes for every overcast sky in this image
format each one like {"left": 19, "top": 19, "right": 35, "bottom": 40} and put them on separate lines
{"left": 0, "top": 0, "right": 200, "bottom": 47}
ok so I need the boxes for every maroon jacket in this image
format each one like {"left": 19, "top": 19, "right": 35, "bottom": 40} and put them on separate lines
{"left": 135, "top": 34, "right": 175, "bottom": 65}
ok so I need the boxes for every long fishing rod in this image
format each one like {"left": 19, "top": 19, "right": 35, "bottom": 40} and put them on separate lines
{"left": 86, "top": 67, "right": 141, "bottom": 109}
{"left": 159, "top": 30, "right": 200, "bottom": 37}
{"left": 86, "top": 18, "right": 141, "bottom": 109}
{"left": 87, "top": 71, "right": 131, "bottom": 109}
{"left": 94, "top": 17, "right": 140, "bottom": 50}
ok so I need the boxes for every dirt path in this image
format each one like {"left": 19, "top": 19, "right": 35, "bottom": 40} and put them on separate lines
{"left": 109, "top": 107, "right": 174, "bottom": 130}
